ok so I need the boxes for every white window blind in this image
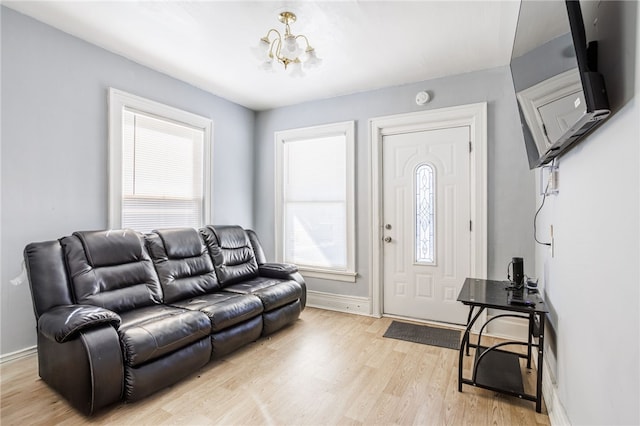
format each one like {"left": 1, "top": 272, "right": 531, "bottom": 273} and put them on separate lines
{"left": 121, "top": 110, "right": 205, "bottom": 232}
{"left": 284, "top": 135, "right": 347, "bottom": 268}
{"left": 275, "top": 121, "right": 356, "bottom": 282}
{"left": 108, "top": 89, "right": 212, "bottom": 233}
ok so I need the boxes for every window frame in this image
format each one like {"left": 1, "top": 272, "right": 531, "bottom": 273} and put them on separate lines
{"left": 108, "top": 88, "right": 213, "bottom": 230}
{"left": 274, "top": 121, "right": 356, "bottom": 282}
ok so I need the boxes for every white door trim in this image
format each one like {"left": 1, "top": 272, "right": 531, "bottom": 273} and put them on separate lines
{"left": 369, "top": 103, "right": 488, "bottom": 317}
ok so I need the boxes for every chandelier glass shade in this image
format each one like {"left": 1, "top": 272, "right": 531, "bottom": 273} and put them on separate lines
{"left": 255, "top": 11, "right": 322, "bottom": 75}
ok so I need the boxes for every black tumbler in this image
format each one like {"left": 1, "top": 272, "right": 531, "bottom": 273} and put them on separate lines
{"left": 512, "top": 257, "right": 524, "bottom": 285}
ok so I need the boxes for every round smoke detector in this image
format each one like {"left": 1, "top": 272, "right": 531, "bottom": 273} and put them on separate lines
{"left": 415, "top": 91, "right": 431, "bottom": 105}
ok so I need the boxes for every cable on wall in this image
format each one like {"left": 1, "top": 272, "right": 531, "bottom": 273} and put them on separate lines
{"left": 534, "top": 159, "right": 554, "bottom": 247}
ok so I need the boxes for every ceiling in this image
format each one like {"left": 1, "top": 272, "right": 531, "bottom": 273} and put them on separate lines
{"left": 5, "top": 1, "right": 524, "bottom": 111}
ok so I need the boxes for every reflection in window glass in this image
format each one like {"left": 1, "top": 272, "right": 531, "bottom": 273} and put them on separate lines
{"left": 415, "top": 164, "right": 435, "bottom": 263}
{"left": 283, "top": 135, "right": 347, "bottom": 269}
{"left": 275, "top": 121, "right": 356, "bottom": 282}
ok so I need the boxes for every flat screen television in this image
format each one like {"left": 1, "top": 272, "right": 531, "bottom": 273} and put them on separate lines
{"left": 510, "top": 0, "right": 610, "bottom": 169}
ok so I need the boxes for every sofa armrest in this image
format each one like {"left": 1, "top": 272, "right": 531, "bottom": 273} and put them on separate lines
{"left": 258, "top": 263, "right": 299, "bottom": 279}
{"left": 37, "top": 323, "right": 124, "bottom": 414}
{"left": 39, "top": 305, "right": 121, "bottom": 343}
{"left": 258, "top": 263, "right": 306, "bottom": 310}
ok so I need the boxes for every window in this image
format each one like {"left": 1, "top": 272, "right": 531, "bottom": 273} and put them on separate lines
{"left": 108, "top": 89, "right": 212, "bottom": 232}
{"left": 415, "top": 163, "right": 436, "bottom": 264}
{"left": 275, "top": 121, "right": 356, "bottom": 282}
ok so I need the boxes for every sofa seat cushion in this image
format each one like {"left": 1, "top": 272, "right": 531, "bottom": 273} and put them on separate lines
{"left": 118, "top": 305, "right": 210, "bottom": 367}
{"left": 211, "top": 315, "right": 263, "bottom": 359}
{"left": 224, "top": 278, "right": 302, "bottom": 312}
{"left": 170, "top": 292, "right": 264, "bottom": 333}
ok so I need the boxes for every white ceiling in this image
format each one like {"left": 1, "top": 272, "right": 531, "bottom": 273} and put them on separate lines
{"left": 5, "top": 0, "right": 524, "bottom": 111}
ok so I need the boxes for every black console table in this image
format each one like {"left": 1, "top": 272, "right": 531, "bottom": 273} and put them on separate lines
{"left": 457, "top": 278, "right": 548, "bottom": 413}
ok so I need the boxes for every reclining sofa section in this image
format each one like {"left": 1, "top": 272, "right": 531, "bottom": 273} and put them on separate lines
{"left": 23, "top": 225, "right": 306, "bottom": 415}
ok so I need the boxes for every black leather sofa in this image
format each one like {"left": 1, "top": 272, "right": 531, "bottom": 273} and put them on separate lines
{"left": 24, "top": 225, "right": 305, "bottom": 415}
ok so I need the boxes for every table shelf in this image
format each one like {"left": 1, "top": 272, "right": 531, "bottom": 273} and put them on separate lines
{"left": 473, "top": 346, "right": 524, "bottom": 394}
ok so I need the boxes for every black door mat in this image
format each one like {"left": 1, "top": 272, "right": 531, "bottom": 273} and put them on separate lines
{"left": 383, "top": 320, "right": 461, "bottom": 350}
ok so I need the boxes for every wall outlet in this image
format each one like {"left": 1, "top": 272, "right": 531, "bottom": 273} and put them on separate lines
{"left": 550, "top": 168, "right": 559, "bottom": 192}
{"left": 541, "top": 164, "right": 559, "bottom": 195}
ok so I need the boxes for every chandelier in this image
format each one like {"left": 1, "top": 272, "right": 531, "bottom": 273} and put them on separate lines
{"left": 255, "top": 11, "right": 322, "bottom": 76}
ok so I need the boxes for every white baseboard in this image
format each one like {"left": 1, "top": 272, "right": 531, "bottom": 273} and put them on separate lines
{"left": 0, "top": 345, "right": 36, "bottom": 364}
{"left": 484, "top": 312, "right": 529, "bottom": 340}
{"left": 306, "top": 291, "right": 371, "bottom": 316}
{"left": 542, "top": 357, "right": 570, "bottom": 426}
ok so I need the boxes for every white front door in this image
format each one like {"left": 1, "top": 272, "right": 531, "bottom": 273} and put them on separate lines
{"left": 382, "top": 126, "right": 471, "bottom": 324}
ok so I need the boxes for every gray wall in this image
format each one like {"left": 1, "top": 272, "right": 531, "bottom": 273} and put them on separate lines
{"left": 254, "top": 67, "right": 535, "bottom": 298}
{"left": 534, "top": 1, "right": 639, "bottom": 424}
{"left": 0, "top": 7, "right": 255, "bottom": 355}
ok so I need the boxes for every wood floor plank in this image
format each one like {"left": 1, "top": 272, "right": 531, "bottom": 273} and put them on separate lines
{"left": 0, "top": 308, "right": 549, "bottom": 425}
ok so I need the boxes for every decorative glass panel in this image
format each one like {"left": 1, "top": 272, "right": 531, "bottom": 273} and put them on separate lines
{"left": 415, "top": 163, "right": 435, "bottom": 263}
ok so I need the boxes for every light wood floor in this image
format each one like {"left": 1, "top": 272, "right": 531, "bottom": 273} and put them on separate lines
{"left": 0, "top": 308, "right": 550, "bottom": 425}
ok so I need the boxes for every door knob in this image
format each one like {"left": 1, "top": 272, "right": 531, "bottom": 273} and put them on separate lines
{"left": 383, "top": 236, "right": 392, "bottom": 243}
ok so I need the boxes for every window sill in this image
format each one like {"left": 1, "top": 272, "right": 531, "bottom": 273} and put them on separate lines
{"left": 298, "top": 267, "right": 357, "bottom": 283}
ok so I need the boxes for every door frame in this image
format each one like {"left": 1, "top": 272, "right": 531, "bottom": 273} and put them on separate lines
{"left": 369, "top": 103, "right": 488, "bottom": 318}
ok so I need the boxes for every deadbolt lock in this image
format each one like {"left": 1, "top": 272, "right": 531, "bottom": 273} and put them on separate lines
{"left": 385, "top": 224, "right": 392, "bottom": 230}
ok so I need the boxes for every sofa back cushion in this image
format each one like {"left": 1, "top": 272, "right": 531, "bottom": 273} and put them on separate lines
{"left": 246, "top": 229, "right": 267, "bottom": 265}
{"left": 201, "top": 225, "right": 259, "bottom": 286}
{"left": 145, "top": 228, "right": 220, "bottom": 303}
{"left": 61, "top": 230, "right": 163, "bottom": 313}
